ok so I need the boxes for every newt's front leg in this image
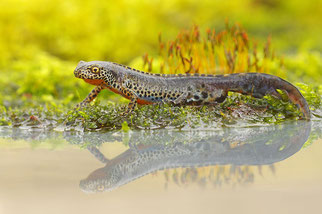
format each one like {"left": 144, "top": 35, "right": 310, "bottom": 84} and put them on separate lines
{"left": 75, "top": 85, "right": 104, "bottom": 109}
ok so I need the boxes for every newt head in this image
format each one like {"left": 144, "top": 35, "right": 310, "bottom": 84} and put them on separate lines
{"left": 79, "top": 166, "right": 122, "bottom": 193}
{"left": 74, "top": 60, "right": 116, "bottom": 86}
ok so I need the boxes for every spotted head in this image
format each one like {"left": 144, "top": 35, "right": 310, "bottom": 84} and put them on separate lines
{"left": 79, "top": 166, "right": 122, "bottom": 193}
{"left": 74, "top": 61, "right": 117, "bottom": 86}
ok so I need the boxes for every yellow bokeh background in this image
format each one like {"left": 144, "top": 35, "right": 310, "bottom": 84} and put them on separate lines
{"left": 0, "top": 0, "right": 321, "bottom": 104}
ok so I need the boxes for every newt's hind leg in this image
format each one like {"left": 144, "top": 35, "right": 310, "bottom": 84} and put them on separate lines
{"left": 205, "top": 91, "right": 228, "bottom": 105}
{"left": 266, "top": 88, "right": 283, "bottom": 100}
{"left": 87, "top": 145, "right": 109, "bottom": 163}
{"left": 75, "top": 85, "right": 104, "bottom": 109}
{"left": 214, "top": 92, "right": 228, "bottom": 103}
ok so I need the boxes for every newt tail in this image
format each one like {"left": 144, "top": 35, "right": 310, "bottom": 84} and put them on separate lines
{"left": 216, "top": 73, "right": 311, "bottom": 119}
{"left": 74, "top": 61, "right": 311, "bottom": 120}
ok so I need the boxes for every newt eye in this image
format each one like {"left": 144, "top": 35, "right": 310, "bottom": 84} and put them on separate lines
{"left": 91, "top": 66, "right": 100, "bottom": 74}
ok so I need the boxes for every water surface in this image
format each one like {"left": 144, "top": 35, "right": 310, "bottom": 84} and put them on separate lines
{"left": 0, "top": 121, "right": 321, "bottom": 214}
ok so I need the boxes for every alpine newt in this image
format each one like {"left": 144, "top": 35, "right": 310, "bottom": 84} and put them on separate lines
{"left": 74, "top": 61, "right": 311, "bottom": 119}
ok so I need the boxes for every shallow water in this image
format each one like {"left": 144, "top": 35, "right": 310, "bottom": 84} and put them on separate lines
{"left": 0, "top": 121, "right": 321, "bottom": 214}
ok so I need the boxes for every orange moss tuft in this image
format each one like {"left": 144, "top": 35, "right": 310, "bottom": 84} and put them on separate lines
{"left": 142, "top": 23, "right": 285, "bottom": 78}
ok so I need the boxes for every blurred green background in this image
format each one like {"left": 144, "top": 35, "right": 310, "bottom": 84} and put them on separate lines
{"left": 0, "top": 0, "right": 321, "bottom": 107}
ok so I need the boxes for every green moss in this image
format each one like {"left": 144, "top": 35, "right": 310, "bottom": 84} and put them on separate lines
{"left": 296, "top": 83, "right": 321, "bottom": 109}
{"left": 0, "top": 82, "right": 320, "bottom": 132}
{"left": 121, "top": 121, "right": 130, "bottom": 132}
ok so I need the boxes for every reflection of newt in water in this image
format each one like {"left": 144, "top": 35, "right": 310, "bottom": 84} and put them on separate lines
{"left": 79, "top": 121, "right": 311, "bottom": 193}
{"left": 74, "top": 61, "right": 311, "bottom": 119}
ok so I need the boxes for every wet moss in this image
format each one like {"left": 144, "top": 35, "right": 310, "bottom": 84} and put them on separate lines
{"left": 0, "top": 83, "right": 320, "bottom": 132}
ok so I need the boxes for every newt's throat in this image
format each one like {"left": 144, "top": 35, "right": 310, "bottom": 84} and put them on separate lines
{"left": 84, "top": 79, "right": 104, "bottom": 85}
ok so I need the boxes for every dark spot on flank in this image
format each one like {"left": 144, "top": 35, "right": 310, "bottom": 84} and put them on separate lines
{"left": 215, "top": 94, "right": 227, "bottom": 103}
{"left": 155, "top": 73, "right": 161, "bottom": 76}
{"left": 193, "top": 73, "right": 199, "bottom": 76}
{"left": 201, "top": 83, "right": 205, "bottom": 88}
{"left": 201, "top": 91, "right": 208, "bottom": 99}
{"left": 194, "top": 95, "right": 200, "bottom": 100}
{"left": 200, "top": 74, "right": 206, "bottom": 77}
{"left": 215, "top": 75, "right": 224, "bottom": 78}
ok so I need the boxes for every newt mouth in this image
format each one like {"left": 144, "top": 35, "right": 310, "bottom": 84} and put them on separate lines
{"left": 84, "top": 79, "right": 104, "bottom": 85}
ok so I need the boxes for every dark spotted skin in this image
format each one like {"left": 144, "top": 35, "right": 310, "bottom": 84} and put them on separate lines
{"left": 74, "top": 61, "right": 311, "bottom": 119}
